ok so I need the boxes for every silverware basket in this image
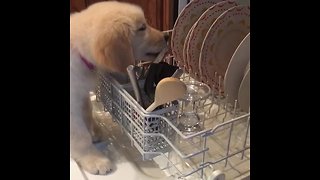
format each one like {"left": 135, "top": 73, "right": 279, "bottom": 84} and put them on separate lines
{"left": 96, "top": 72, "right": 179, "bottom": 160}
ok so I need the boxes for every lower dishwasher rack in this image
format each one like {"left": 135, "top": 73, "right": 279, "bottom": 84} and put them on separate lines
{"left": 95, "top": 72, "right": 250, "bottom": 180}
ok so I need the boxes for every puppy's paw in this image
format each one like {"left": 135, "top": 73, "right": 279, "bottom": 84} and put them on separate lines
{"left": 78, "top": 153, "right": 113, "bottom": 175}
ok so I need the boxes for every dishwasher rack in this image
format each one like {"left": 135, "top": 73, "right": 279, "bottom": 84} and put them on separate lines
{"left": 95, "top": 65, "right": 250, "bottom": 179}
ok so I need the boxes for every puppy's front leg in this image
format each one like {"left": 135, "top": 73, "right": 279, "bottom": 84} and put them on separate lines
{"left": 85, "top": 97, "right": 104, "bottom": 143}
{"left": 70, "top": 110, "right": 113, "bottom": 175}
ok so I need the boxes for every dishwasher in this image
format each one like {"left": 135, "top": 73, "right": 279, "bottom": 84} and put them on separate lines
{"left": 84, "top": 51, "right": 250, "bottom": 180}
{"left": 70, "top": 1, "right": 250, "bottom": 179}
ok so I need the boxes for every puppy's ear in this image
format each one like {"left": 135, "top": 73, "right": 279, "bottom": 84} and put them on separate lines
{"left": 92, "top": 22, "right": 135, "bottom": 73}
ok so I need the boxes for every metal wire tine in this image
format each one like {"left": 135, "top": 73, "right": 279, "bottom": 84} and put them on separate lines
{"left": 215, "top": 83, "right": 222, "bottom": 116}
{"left": 224, "top": 93, "right": 229, "bottom": 110}
{"left": 225, "top": 121, "right": 235, "bottom": 167}
{"left": 188, "top": 68, "right": 192, "bottom": 81}
{"left": 200, "top": 136, "right": 208, "bottom": 179}
{"left": 222, "top": 109, "right": 228, "bottom": 123}
{"left": 214, "top": 72, "right": 218, "bottom": 85}
{"left": 182, "top": 65, "right": 187, "bottom": 80}
{"left": 207, "top": 93, "right": 214, "bottom": 116}
{"left": 170, "top": 56, "right": 175, "bottom": 66}
{"left": 233, "top": 100, "right": 238, "bottom": 118}
{"left": 201, "top": 113, "right": 206, "bottom": 132}
{"left": 222, "top": 94, "right": 229, "bottom": 123}
{"left": 218, "top": 79, "right": 222, "bottom": 101}
{"left": 195, "top": 72, "right": 199, "bottom": 83}
{"left": 216, "top": 74, "right": 223, "bottom": 114}
{"left": 178, "top": 99, "right": 186, "bottom": 114}
{"left": 218, "top": 75, "right": 222, "bottom": 99}
{"left": 211, "top": 82, "right": 215, "bottom": 100}
{"left": 166, "top": 55, "right": 172, "bottom": 65}
{"left": 242, "top": 116, "right": 250, "bottom": 160}
{"left": 172, "top": 56, "right": 177, "bottom": 66}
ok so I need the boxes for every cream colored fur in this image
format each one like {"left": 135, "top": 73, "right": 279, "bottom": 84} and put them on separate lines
{"left": 70, "top": 1, "right": 167, "bottom": 175}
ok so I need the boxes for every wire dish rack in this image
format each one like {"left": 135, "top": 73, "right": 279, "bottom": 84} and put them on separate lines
{"left": 95, "top": 65, "right": 250, "bottom": 180}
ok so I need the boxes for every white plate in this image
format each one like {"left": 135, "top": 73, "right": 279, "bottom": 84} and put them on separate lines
{"left": 238, "top": 68, "right": 250, "bottom": 112}
{"left": 199, "top": 5, "right": 250, "bottom": 90}
{"left": 183, "top": 24, "right": 196, "bottom": 72}
{"left": 186, "top": 0, "right": 238, "bottom": 80}
{"left": 245, "top": 59, "right": 250, "bottom": 72}
{"left": 224, "top": 33, "right": 250, "bottom": 104}
{"left": 171, "top": 0, "right": 223, "bottom": 68}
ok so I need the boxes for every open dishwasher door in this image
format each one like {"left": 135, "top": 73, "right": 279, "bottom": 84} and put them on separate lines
{"left": 71, "top": 83, "right": 250, "bottom": 180}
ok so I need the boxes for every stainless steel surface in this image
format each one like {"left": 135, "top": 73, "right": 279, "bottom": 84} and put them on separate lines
{"left": 153, "top": 47, "right": 169, "bottom": 64}
{"left": 127, "top": 65, "right": 145, "bottom": 108}
{"left": 171, "top": 68, "right": 183, "bottom": 78}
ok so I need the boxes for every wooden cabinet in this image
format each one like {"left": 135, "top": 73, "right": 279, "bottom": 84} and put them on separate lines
{"left": 70, "top": 0, "right": 176, "bottom": 31}
{"left": 70, "top": 0, "right": 86, "bottom": 13}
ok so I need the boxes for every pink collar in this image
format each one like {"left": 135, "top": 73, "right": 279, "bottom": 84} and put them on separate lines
{"left": 80, "top": 55, "right": 95, "bottom": 70}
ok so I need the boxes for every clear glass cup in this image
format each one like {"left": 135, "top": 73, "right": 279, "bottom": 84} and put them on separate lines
{"left": 177, "top": 80, "right": 211, "bottom": 133}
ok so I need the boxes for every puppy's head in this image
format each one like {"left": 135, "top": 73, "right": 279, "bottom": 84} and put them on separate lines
{"left": 91, "top": 2, "right": 168, "bottom": 73}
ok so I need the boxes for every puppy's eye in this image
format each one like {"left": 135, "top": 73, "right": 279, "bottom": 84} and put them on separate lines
{"left": 138, "top": 24, "right": 146, "bottom": 31}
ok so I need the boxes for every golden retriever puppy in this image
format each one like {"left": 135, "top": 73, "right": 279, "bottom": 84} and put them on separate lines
{"left": 70, "top": 1, "right": 168, "bottom": 175}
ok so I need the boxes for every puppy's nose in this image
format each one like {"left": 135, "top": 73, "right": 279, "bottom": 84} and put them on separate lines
{"left": 163, "top": 32, "right": 170, "bottom": 42}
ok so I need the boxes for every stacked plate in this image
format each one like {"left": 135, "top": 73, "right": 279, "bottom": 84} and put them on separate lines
{"left": 172, "top": 0, "right": 223, "bottom": 71}
{"left": 171, "top": 0, "right": 250, "bottom": 112}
